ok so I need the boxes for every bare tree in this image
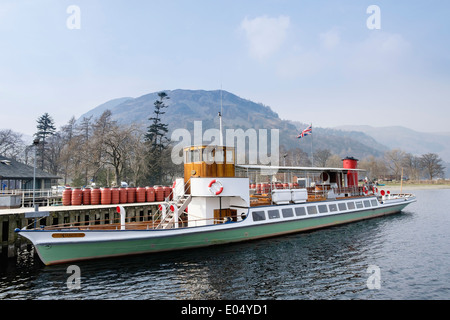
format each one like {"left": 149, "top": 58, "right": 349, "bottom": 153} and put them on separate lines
{"left": 402, "top": 153, "right": 421, "bottom": 181}
{"left": 384, "top": 149, "right": 406, "bottom": 180}
{"left": 420, "top": 153, "right": 445, "bottom": 180}
{"left": 0, "top": 129, "right": 25, "bottom": 160}
{"left": 314, "top": 149, "right": 332, "bottom": 167}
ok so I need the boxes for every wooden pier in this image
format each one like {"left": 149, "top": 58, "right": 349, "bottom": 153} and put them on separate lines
{"left": 0, "top": 202, "right": 163, "bottom": 259}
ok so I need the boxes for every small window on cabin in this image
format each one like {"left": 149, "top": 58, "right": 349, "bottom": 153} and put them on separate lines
{"left": 268, "top": 209, "right": 280, "bottom": 219}
{"left": 347, "top": 202, "right": 355, "bottom": 210}
{"left": 355, "top": 201, "right": 363, "bottom": 209}
{"left": 295, "top": 207, "right": 306, "bottom": 216}
{"left": 184, "top": 150, "right": 192, "bottom": 164}
{"left": 338, "top": 203, "right": 347, "bottom": 211}
{"left": 203, "top": 147, "right": 215, "bottom": 164}
{"left": 318, "top": 205, "right": 328, "bottom": 213}
{"left": 282, "top": 208, "right": 294, "bottom": 218}
{"left": 307, "top": 206, "right": 318, "bottom": 215}
{"left": 215, "top": 148, "right": 224, "bottom": 163}
{"left": 329, "top": 204, "right": 338, "bottom": 212}
{"left": 252, "top": 211, "right": 266, "bottom": 221}
{"left": 371, "top": 199, "right": 378, "bottom": 206}
{"left": 363, "top": 200, "right": 371, "bottom": 208}
{"left": 226, "top": 148, "right": 235, "bottom": 164}
{"left": 192, "top": 149, "right": 201, "bottom": 162}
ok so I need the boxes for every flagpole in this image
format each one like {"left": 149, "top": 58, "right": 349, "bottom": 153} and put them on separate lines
{"left": 310, "top": 124, "right": 313, "bottom": 166}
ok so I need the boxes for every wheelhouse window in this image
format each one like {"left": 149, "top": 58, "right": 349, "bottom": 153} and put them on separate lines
{"left": 307, "top": 206, "right": 318, "bottom": 215}
{"left": 318, "top": 205, "right": 328, "bottom": 213}
{"left": 363, "top": 200, "right": 371, "bottom": 208}
{"left": 371, "top": 199, "right": 378, "bottom": 206}
{"left": 252, "top": 211, "right": 266, "bottom": 221}
{"left": 338, "top": 202, "right": 347, "bottom": 211}
{"left": 226, "top": 148, "right": 235, "bottom": 164}
{"left": 295, "top": 207, "right": 306, "bottom": 216}
{"left": 282, "top": 208, "right": 294, "bottom": 218}
{"left": 347, "top": 202, "right": 355, "bottom": 210}
{"left": 355, "top": 201, "right": 363, "bottom": 209}
{"left": 268, "top": 209, "right": 280, "bottom": 219}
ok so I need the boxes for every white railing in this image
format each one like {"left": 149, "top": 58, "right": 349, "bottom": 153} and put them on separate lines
{"left": 0, "top": 188, "right": 63, "bottom": 207}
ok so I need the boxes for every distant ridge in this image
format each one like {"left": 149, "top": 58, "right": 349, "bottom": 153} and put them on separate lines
{"left": 77, "top": 89, "right": 389, "bottom": 160}
{"left": 335, "top": 125, "right": 450, "bottom": 162}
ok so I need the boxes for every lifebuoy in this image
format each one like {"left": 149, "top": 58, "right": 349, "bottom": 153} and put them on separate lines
{"left": 208, "top": 179, "right": 223, "bottom": 195}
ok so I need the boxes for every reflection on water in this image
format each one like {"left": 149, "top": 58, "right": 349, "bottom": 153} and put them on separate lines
{"left": 1, "top": 189, "right": 449, "bottom": 300}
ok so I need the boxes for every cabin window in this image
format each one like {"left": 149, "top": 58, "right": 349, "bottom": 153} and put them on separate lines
{"left": 347, "top": 202, "right": 355, "bottom": 210}
{"left": 192, "top": 149, "right": 202, "bottom": 162}
{"left": 338, "top": 203, "right": 347, "bottom": 211}
{"left": 268, "top": 209, "right": 280, "bottom": 219}
{"left": 363, "top": 200, "right": 371, "bottom": 208}
{"left": 329, "top": 204, "right": 338, "bottom": 212}
{"left": 252, "top": 211, "right": 266, "bottom": 221}
{"left": 355, "top": 201, "right": 364, "bottom": 209}
{"left": 295, "top": 207, "right": 306, "bottom": 216}
{"left": 184, "top": 150, "right": 192, "bottom": 164}
{"left": 318, "top": 205, "right": 328, "bottom": 213}
{"left": 307, "top": 206, "right": 318, "bottom": 215}
{"left": 371, "top": 199, "right": 378, "bottom": 206}
{"left": 203, "top": 147, "right": 215, "bottom": 164}
{"left": 215, "top": 148, "right": 224, "bottom": 163}
{"left": 282, "top": 208, "right": 294, "bottom": 218}
{"left": 226, "top": 148, "right": 235, "bottom": 164}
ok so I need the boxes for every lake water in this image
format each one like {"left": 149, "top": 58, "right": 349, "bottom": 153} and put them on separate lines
{"left": 1, "top": 188, "right": 449, "bottom": 301}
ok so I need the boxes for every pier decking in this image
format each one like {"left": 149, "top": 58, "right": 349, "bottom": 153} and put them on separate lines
{"left": 0, "top": 202, "right": 164, "bottom": 259}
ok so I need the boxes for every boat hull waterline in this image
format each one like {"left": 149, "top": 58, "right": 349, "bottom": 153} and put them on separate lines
{"left": 18, "top": 197, "right": 415, "bottom": 265}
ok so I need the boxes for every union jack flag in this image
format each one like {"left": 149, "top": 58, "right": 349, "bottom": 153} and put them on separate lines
{"left": 297, "top": 124, "right": 312, "bottom": 139}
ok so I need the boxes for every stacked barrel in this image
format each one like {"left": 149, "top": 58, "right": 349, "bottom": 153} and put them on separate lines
{"left": 250, "top": 182, "right": 300, "bottom": 194}
{"left": 61, "top": 185, "right": 173, "bottom": 206}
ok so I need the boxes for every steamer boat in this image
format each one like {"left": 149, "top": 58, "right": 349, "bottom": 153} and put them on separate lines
{"left": 17, "top": 144, "right": 416, "bottom": 265}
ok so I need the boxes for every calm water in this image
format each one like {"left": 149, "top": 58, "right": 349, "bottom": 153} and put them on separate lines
{"left": 1, "top": 189, "right": 449, "bottom": 300}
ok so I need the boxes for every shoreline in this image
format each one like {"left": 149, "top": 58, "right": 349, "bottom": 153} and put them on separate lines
{"left": 378, "top": 183, "right": 450, "bottom": 191}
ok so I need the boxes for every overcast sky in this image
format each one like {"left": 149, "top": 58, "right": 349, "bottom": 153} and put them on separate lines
{"left": 1, "top": 0, "right": 449, "bottom": 136}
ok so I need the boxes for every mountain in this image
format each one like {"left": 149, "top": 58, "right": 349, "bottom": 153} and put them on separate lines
{"left": 334, "top": 125, "right": 450, "bottom": 162}
{"left": 77, "top": 89, "right": 388, "bottom": 160}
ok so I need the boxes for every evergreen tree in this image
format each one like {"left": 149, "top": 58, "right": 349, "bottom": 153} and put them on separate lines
{"left": 145, "top": 92, "right": 170, "bottom": 185}
{"left": 35, "top": 112, "right": 56, "bottom": 170}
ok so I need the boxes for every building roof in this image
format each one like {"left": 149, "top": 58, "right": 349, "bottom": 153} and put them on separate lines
{"left": 0, "top": 155, "right": 61, "bottom": 180}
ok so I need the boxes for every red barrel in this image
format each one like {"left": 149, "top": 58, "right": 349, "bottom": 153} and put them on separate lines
{"left": 136, "top": 187, "right": 146, "bottom": 203}
{"left": 262, "top": 183, "right": 269, "bottom": 194}
{"left": 163, "top": 186, "right": 172, "bottom": 200}
{"left": 111, "top": 187, "right": 120, "bottom": 204}
{"left": 127, "top": 187, "right": 136, "bottom": 203}
{"left": 62, "top": 188, "right": 72, "bottom": 206}
{"left": 256, "top": 184, "right": 262, "bottom": 194}
{"left": 101, "top": 187, "right": 111, "bottom": 205}
{"left": 82, "top": 188, "right": 91, "bottom": 205}
{"left": 119, "top": 187, "right": 127, "bottom": 203}
{"left": 146, "top": 187, "right": 155, "bottom": 202}
{"left": 154, "top": 186, "right": 164, "bottom": 202}
{"left": 71, "top": 188, "right": 83, "bottom": 206}
{"left": 283, "top": 183, "right": 289, "bottom": 189}
{"left": 91, "top": 188, "right": 101, "bottom": 205}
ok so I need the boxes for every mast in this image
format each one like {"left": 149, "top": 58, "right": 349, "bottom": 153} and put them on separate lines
{"left": 219, "top": 86, "right": 223, "bottom": 146}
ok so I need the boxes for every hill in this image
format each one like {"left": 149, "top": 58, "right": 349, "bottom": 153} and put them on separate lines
{"left": 77, "top": 89, "right": 388, "bottom": 161}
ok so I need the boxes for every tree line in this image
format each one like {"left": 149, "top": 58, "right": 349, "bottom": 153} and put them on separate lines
{"left": 0, "top": 92, "right": 182, "bottom": 188}
{"left": 279, "top": 147, "right": 446, "bottom": 182}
